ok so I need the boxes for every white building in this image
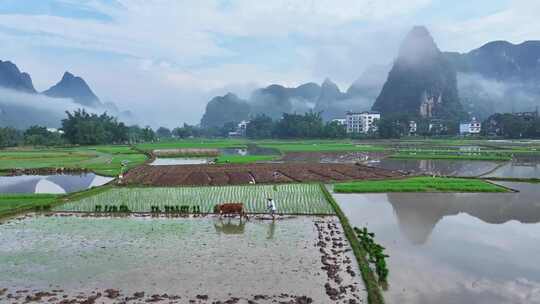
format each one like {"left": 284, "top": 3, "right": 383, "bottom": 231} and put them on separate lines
{"left": 345, "top": 111, "right": 380, "bottom": 134}
{"left": 332, "top": 118, "right": 347, "bottom": 126}
{"left": 46, "top": 128, "right": 64, "bottom": 134}
{"left": 229, "top": 120, "right": 250, "bottom": 137}
{"left": 459, "top": 118, "right": 481, "bottom": 135}
{"left": 408, "top": 121, "right": 417, "bottom": 135}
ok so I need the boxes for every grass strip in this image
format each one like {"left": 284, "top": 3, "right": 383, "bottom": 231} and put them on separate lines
{"left": 0, "top": 194, "right": 60, "bottom": 219}
{"left": 334, "top": 177, "right": 508, "bottom": 193}
{"left": 215, "top": 155, "right": 277, "bottom": 164}
{"left": 257, "top": 142, "right": 386, "bottom": 153}
{"left": 320, "top": 184, "right": 385, "bottom": 304}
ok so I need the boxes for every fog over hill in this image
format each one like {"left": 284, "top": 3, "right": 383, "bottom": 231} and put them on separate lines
{"left": 446, "top": 41, "right": 540, "bottom": 119}
{"left": 0, "top": 60, "right": 135, "bottom": 129}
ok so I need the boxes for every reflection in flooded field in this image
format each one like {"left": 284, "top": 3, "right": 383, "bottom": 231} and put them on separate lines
{"left": 0, "top": 174, "right": 112, "bottom": 194}
{"left": 150, "top": 157, "right": 209, "bottom": 165}
{"left": 333, "top": 182, "right": 540, "bottom": 303}
{"left": 372, "top": 159, "right": 500, "bottom": 177}
{"left": 483, "top": 156, "right": 540, "bottom": 178}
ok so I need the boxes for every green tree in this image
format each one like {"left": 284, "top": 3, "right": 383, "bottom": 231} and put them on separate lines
{"left": 156, "top": 127, "right": 172, "bottom": 139}
{"left": 23, "top": 125, "right": 63, "bottom": 146}
{"left": 323, "top": 121, "right": 346, "bottom": 138}
{"left": 246, "top": 114, "right": 274, "bottom": 139}
{"left": 61, "top": 109, "right": 128, "bottom": 145}
{"left": 0, "top": 127, "right": 22, "bottom": 147}
{"left": 140, "top": 126, "right": 156, "bottom": 142}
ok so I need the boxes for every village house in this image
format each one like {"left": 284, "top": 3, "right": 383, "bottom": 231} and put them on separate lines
{"left": 345, "top": 111, "right": 381, "bottom": 134}
{"left": 459, "top": 118, "right": 481, "bottom": 135}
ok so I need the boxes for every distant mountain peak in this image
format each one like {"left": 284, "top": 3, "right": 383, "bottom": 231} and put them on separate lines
{"left": 398, "top": 25, "right": 440, "bottom": 65}
{"left": 43, "top": 71, "right": 101, "bottom": 107}
{"left": 0, "top": 60, "right": 37, "bottom": 93}
{"left": 372, "top": 26, "right": 464, "bottom": 119}
{"left": 61, "top": 71, "right": 76, "bottom": 81}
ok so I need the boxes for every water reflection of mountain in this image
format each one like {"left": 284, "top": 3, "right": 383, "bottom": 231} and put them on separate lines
{"left": 0, "top": 174, "right": 107, "bottom": 194}
{"left": 0, "top": 176, "right": 41, "bottom": 193}
{"left": 387, "top": 182, "right": 540, "bottom": 245}
{"left": 46, "top": 174, "right": 96, "bottom": 193}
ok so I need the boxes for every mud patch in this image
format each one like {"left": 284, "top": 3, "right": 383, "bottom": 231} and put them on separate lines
{"left": 0, "top": 215, "right": 366, "bottom": 303}
{"left": 122, "top": 163, "right": 402, "bottom": 186}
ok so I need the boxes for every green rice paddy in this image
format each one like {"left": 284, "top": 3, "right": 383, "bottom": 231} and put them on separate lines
{"left": 215, "top": 155, "right": 277, "bottom": 164}
{"left": 0, "top": 194, "right": 59, "bottom": 217}
{"left": 55, "top": 184, "right": 334, "bottom": 214}
{"left": 256, "top": 141, "right": 385, "bottom": 152}
{"left": 334, "top": 177, "right": 509, "bottom": 193}
{"left": 0, "top": 146, "right": 148, "bottom": 176}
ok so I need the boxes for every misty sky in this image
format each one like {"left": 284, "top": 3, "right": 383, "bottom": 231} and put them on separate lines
{"left": 1, "top": 0, "right": 539, "bottom": 127}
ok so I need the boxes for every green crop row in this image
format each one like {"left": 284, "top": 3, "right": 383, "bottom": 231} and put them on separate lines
{"left": 55, "top": 184, "right": 334, "bottom": 215}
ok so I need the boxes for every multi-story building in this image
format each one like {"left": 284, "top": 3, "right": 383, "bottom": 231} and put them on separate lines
{"left": 408, "top": 121, "right": 417, "bottom": 135}
{"left": 459, "top": 118, "right": 481, "bottom": 135}
{"left": 345, "top": 111, "right": 380, "bottom": 134}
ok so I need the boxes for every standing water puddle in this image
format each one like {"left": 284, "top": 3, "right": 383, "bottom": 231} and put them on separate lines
{"left": 0, "top": 173, "right": 113, "bottom": 194}
{"left": 372, "top": 159, "right": 501, "bottom": 177}
{"left": 150, "top": 158, "right": 209, "bottom": 165}
{"left": 332, "top": 182, "right": 540, "bottom": 303}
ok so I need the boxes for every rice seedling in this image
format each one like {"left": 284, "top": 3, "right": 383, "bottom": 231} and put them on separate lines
{"left": 55, "top": 184, "right": 334, "bottom": 215}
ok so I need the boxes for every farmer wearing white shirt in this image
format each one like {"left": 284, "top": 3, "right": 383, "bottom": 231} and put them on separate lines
{"left": 267, "top": 198, "right": 277, "bottom": 220}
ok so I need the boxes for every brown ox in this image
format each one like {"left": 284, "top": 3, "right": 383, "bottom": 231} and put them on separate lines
{"left": 213, "top": 203, "right": 248, "bottom": 219}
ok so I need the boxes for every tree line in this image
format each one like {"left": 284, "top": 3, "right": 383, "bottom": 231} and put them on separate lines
{"left": 4, "top": 108, "right": 540, "bottom": 148}
{"left": 0, "top": 109, "right": 156, "bottom": 147}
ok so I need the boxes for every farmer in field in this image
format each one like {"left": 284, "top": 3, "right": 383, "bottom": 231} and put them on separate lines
{"left": 267, "top": 198, "right": 277, "bottom": 220}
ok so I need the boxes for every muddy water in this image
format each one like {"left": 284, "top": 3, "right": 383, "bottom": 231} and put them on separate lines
{"left": 0, "top": 174, "right": 112, "bottom": 194}
{"left": 371, "top": 159, "right": 501, "bottom": 177}
{"left": 150, "top": 157, "right": 209, "bottom": 165}
{"left": 0, "top": 215, "right": 365, "bottom": 303}
{"left": 332, "top": 182, "right": 540, "bottom": 304}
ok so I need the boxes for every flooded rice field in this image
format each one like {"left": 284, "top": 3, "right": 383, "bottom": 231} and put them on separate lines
{"left": 371, "top": 159, "right": 501, "bottom": 177}
{"left": 280, "top": 151, "right": 385, "bottom": 164}
{"left": 332, "top": 182, "right": 540, "bottom": 304}
{"left": 150, "top": 157, "right": 209, "bottom": 166}
{"left": 220, "top": 145, "right": 280, "bottom": 156}
{"left": 0, "top": 215, "right": 365, "bottom": 303}
{"left": 0, "top": 174, "right": 112, "bottom": 194}
{"left": 483, "top": 155, "right": 540, "bottom": 179}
